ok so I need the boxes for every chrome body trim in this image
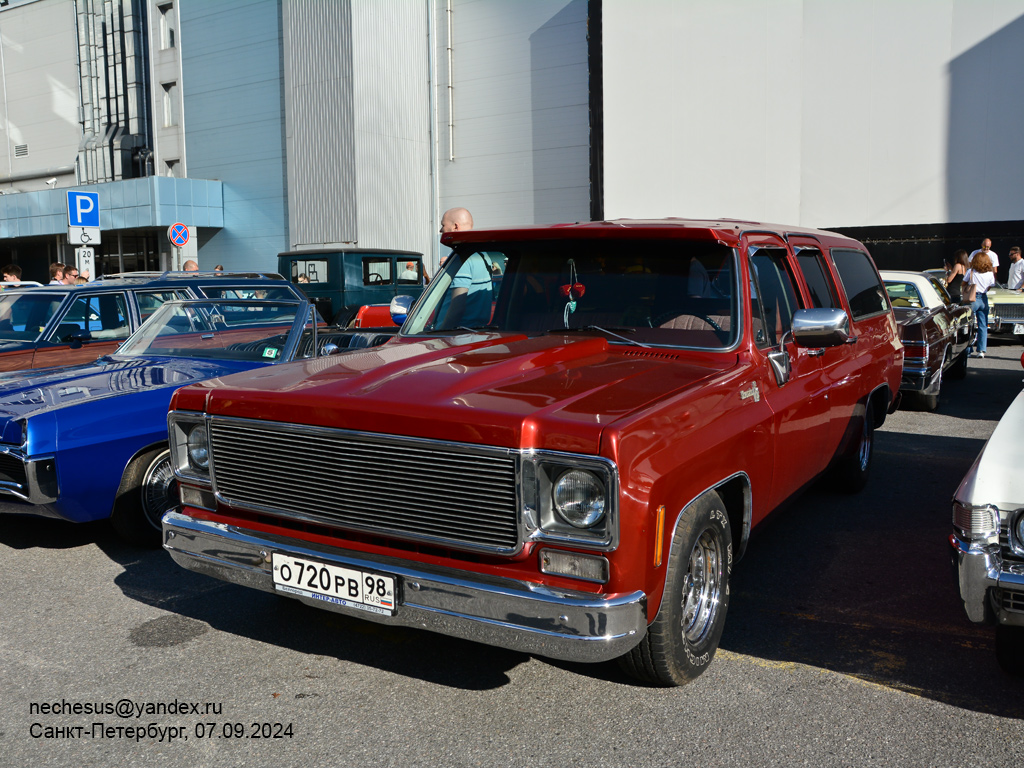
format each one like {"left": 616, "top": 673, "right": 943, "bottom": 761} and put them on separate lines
{"left": 162, "top": 511, "right": 647, "bottom": 663}
{"left": 949, "top": 531, "right": 1024, "bottom": 627}
{"left": 0, "top": 451, "right": 59, "bottom": 511}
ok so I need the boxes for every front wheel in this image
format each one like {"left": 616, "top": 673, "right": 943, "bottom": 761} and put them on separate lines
{"left": 618, "top": 492, "right": 732, "bottom": 686}
{"left": 110, "top": 448, "right": 178, "bottom": 547}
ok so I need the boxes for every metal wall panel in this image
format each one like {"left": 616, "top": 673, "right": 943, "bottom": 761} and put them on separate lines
{"left": 350, "top": 1, "right": 432, "bottom": 259}
{"left": 601, "top": 0, "right": 1024, "bottom": 229}
{"left": 0, "top": 0, "right": 80, "bottom": 189}
{"left": 179, "top": 0, "right": 289, "bottom": 270}
{"left": 282, "top": 0, "right": 358, "bottom": 248}
{"left": 433, "top": 0, "right": 591, "bottom": 242}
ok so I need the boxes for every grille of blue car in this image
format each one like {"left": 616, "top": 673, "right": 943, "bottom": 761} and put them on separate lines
{"left": 208, "top": 418, "right": 521, "bottom": 553}
{"left": 0, "top": 453, "right": 27, "bottom": 486}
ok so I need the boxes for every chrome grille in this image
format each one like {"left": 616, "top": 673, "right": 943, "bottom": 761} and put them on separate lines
{"left": 1002, "top": 590, "right": 1024, "bottom": 613}
{"left": 209, "top": 418, "right": 520, "bottom": 553}
{"left": 993, "top": 303, "right": 1024, "bottom": 321}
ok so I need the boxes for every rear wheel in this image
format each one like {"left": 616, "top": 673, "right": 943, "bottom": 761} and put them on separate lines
{"left": 110, "top": 448, "right": 177, "bottom": 547}
{"left": 996, "top": 625, "right": 1024, "bottom": 677}
{"left": 948, "top": 347, "right": 969, "bottom": 380}
{"left": 618, "top": 492, "right": 731, "bottom": 686}
{"left": 835, "top": 399, "right": 874, "bottom": 493}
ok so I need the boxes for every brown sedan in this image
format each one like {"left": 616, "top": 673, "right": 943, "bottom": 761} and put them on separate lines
{"left": 882, "top": 270, "right": 975, "bottom": 410}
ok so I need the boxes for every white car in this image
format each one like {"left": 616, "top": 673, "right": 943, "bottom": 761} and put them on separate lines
{"left": 950, "top": 362, "right": 1024, "bottom": 674}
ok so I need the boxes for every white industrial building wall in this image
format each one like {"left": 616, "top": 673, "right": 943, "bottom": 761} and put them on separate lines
{"left": 0, "top": 0, "right": 79, "bottom": 187}
{"left": 351, "top": 2, "right": 433, "bottom": 259}
{"left": 601, "top": 0, "right": 1024, "bottom": 229}
{"left": 434, "top": 0, "right": 591, "bottom": 232}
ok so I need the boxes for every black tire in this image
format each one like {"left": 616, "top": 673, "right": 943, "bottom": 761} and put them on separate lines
{"left": 110, "top": 448, "right": 178, "bottom": 547}
{"left": 835, "top": 399, "right": 874, "bottom": 493}
{"left": 618, "top": 492, "right": 732, "bottom": 686}
{"left": 948, "top": 348, "right": 968, "bottom": 380}
{"left": 996, "top": 625, "right": 1024, "bottom": 677}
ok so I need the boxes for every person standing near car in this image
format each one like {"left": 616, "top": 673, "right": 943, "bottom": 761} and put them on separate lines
{"left": 1007, "top": 247, "right": 1024, "bottom": 291}
{"left": 965, "top": 250, "right": 997, "bottom": 358}
{"left": 971, "top": 237, "right": 1000, "bottom": 281}
{"left": 48, "top": 262, "right": 65, "bottom": 284}
{"left": 945, "top": 250, "right": 969, "bottom": 298}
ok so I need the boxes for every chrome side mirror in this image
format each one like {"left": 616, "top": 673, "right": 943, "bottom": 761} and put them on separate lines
{"left": 791, "top": 308, "right": 850, "bottom": 348}
{"left": 321, "top": 342, "right": 340, "bottom": 356}
{"left": 390, "top": 295, "right": 413, "bottom": 326}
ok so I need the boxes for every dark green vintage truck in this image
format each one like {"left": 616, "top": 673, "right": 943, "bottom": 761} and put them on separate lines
{"left": 278, "top": 248, "right": 427, "bottom": 326}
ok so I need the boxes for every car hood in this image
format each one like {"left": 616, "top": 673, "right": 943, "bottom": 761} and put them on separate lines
{"left": 172, "top": 333, "right": 734, "bottom": 454}
{"left": 955, "top": 388, "right": 1024, "bottom": 510}
{"left": 988, "top": 286, "right": 1024, "bottom": 303}
{"left": 0, "top": 356, "right": 257, "bottom": 435}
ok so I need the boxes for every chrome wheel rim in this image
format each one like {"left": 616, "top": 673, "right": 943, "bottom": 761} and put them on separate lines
{"left": 857, "top": 417, "right": 872, "bottom": 472}
{"left": 681, "top": 527, "right": 723, "bottom": 644}
{"left": 141, "top": 450, "right": 178, "bottom": 530}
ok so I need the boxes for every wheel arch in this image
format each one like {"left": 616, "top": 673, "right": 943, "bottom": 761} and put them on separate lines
{"left": 652, "top": 473, "right": 750, "bottom": 624}
{"left": 111, "top": 440, "right": 169, "bottom": 512}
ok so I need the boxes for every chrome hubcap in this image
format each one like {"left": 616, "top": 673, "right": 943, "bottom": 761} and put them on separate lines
{"left": 681, "top": 527, "right": 723, "bottom": 644}
{"left": 141, "top": 451, "right": 178, "bottom": 530}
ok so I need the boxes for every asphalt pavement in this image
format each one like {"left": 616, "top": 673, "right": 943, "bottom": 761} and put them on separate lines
{"left": 2, "top": 340, "right": 1023, "bottom": 767}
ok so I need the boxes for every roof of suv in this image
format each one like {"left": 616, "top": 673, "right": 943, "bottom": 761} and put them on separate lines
{"left": 6, "top": 271, "right": 291, "bottom": 295}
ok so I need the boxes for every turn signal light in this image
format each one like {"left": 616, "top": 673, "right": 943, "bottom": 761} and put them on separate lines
{"left": 539, "top": 549, "right": 609, "bottom": 583}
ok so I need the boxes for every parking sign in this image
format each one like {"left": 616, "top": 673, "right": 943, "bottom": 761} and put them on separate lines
{"left": 67, "top": 190, "right": 101, "bottom": 245}
{"left": 67, "top": 191, "right": 100, "bottom": 228}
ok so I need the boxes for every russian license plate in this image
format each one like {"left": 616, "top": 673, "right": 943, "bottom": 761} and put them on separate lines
{"left": 1013, "top": 323, "right": 1024, "bottom": 335}
{"left": 272, "top": 553, "right": 396, "bottom": 616}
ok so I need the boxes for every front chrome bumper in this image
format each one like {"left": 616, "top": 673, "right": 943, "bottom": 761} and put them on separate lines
{"left": 163, "top": 511, "right": 648, "bottom": 663}
{"left": 949, "top": 532, "right": 1024, "bottom": 627}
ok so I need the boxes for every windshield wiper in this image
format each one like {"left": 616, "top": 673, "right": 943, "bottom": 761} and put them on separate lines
{"left": 546, "top": 325, "right": 649, "bottom": 348}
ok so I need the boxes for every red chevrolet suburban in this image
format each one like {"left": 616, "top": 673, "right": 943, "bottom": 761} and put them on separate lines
{"left": 162, "top": 219, "right": 903, "bottom": 686}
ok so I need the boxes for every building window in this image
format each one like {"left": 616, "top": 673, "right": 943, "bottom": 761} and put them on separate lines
{"left": 164, "top": 159, "right": 179, "bottom": 177}
{"left": 158, "top": 3, "right": 175, "bottom": 49}
{"left": 162, "top": 82, "right": 178, "bottom": 127}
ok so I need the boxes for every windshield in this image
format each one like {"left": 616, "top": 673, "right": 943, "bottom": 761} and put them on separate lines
{"left": 117, "top": 300, "right": 307, "bottom": 362}
{"left": 0, "top": 292, "right": 63, "bottom": 341}
{"left": 404, "top": 238, "right": 738, "bottom": 349}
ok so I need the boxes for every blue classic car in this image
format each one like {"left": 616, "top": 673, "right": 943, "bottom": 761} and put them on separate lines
{"left": 0, "top": 298, "right": 393, "bottom": 545}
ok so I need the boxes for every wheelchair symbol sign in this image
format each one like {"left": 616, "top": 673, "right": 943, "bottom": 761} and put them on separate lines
{"left": 168, "top": 223, "right": 189, "bottom": 247}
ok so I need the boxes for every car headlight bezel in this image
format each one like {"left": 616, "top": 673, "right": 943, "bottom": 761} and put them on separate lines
{"left": 521, "top": 451, "right": 618, "bottom": 550}
{"left": 168, "top": 412, "right": 212, "bottom": 484}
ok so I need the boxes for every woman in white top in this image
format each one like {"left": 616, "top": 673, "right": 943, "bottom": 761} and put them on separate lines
{"left": 964, "top": 250, "right": 997, "bottom": 357}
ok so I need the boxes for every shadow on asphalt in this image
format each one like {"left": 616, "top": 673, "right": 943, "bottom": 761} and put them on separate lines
{"left": 6, "top": 344, "right": 1022, "bottom": 702}
{"left": 100, "top": 538, "right": 528, "bottom": 692}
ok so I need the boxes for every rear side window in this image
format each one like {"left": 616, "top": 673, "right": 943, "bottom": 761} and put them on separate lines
{"left": 137, "top": 289, "right": 191, "bottom": 321}
{"left": 831, "top": 249, "right": 888, "bottom": 319}
{"left": 289, "top": 258, "right": 327, "bottom": 284}
{"left": 795, "top": 249, "right": 840, "bottom": 309}
{"left": 201, "top": 285, "right": 297, "bottom": 300}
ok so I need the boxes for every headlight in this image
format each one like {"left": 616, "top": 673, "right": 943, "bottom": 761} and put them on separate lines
{"left": 553, "top": 470, "right": 606, "bottom": 528}
{"left": 1016, "top": 512, "right": 1024, "bottom": 550}
{"left": 186, "top": 424, "right": 209, "bottom": 471}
